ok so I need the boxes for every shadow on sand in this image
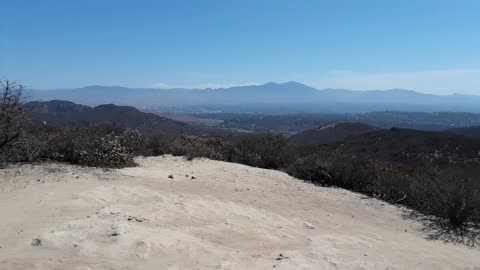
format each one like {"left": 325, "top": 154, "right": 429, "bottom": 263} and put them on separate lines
{"left": 403, "top": 211, "right": 480, "bottom": 247}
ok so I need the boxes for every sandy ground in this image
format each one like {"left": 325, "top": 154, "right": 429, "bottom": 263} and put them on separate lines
{"left": 0, "top": 156, "right": 479, "bottom": 270}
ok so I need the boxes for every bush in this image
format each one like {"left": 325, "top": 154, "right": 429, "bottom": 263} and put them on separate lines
{"left": 0, "top": 81, "right": 26, "bottom": 163}
{"left": 45, "top": 125, "right": 141, "bottom": 168}
{"left": 287, "top": 151, "right": 333, "bottom": 185}
{"left": 286, "top": 149, "right": 480, "bottom": 227}
{"left": 0, "top": 123, "right": 52, "bottom": 163}
{"left": 409, "top": 167, "right": 480, "bottom": 226}
{"left": 171, "top": 135, "right": 228, "bottom": 161}
{"left": 140, "top": 129, "right": 176, "bottom": 156}
{"left": 228, "top": 133, "right": 290, "bottom": 169}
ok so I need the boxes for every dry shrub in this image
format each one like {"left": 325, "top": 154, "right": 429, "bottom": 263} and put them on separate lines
{"left": 140, "top": 129, "right": 176, "bottom": 156}
{"left": 45, "top": 125, "right": 141, "bottom": 168}
{"left": 228, "top": 133, "right": 290, "bottom": 168}
{"left": 0, "top": 81, "right": 27, "bottom": 163}
{"left": 171, "top": 135, "right": 227, "bottom": 161}
{"left": 409, "top": 167, "right": 480, "bottom": 226}
{"left": 287, "top": 150, "right": 480, "bottom": 227}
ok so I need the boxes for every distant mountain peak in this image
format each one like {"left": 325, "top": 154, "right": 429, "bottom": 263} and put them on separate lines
{"left": 82, "top": 85, "right": 107, "bottom": 88}
{"left": 384, "top": 88, "right": 418, "bottom": 93}
{"left": 263, "top": 82, "right": 279, "bottom": 86}
{"left": 282, "top": 81, "right": 307, "bottom": 86}
{"left": 82, "top": 85, "right": 129, "bottom": 90}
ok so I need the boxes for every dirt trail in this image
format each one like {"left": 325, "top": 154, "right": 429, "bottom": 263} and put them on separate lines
{"left": 0, "top": 155, "right": 478, "bottom": 270}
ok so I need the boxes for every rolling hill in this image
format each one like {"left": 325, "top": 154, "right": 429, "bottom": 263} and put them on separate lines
{"left": 447, "top": 126, "right": 480, "bottom": 138}
{"left": 289, "top": 121, "right": 379, "bottom": 146}
{"left": 334, "top": 127, "right": 480, "bottom": 166}
{"left": 23, "top": 100, "right": 194, "bottom": 133}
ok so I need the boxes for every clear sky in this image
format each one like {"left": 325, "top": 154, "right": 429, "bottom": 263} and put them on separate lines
{"left": 1, "top": 0, "right": 480, "bottom": 94}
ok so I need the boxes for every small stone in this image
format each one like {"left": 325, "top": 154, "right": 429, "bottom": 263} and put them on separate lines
{"left": 304, "top": 222, "right": 315, "bottom": 229}
{"left": 31, "top": 238, "right": 42, "bottom": 246}
{"left": 191, "top": 176, "right": 196, "bottom": 180}
{"left": 168, "top": 174, "right": 174, "bottom": 179}
{"left": 275, "top": 253, "right": 288, "bottom": 261}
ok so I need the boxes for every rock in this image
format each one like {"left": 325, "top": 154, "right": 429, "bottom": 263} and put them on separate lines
{"left": 191, "top": 176, "right": 196, "bottom": 180}
{"left": 303, "top": 222, "right": 315, "bottom": 229}
{"left": 128, "top": 216, "right": 145, "bottom": 222}
{"left": 275, "top": 253, "right": 289, "bottom": 261}
{"left": 31, "top": 238, "right": 41, "bottom": 246}
{"left": 168, "top": 174, "right": 174, "bottom": 179}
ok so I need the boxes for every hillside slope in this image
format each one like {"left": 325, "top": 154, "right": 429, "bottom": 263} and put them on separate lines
{"left": 447, "top": 126, "right": 480, "bottom": 139}
{"left": 0, "top": 156, "right": 478, "bottom": 269}
{"left": 335, "top": 128, "right": 480, "bottom": 166}
{"left": 289, "top": 121, "right": 379, "bottom": 146}
{"left": 24, "top": 100, "right": 194, "bottom": 133}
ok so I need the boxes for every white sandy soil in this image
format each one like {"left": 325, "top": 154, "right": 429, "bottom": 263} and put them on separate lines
{"left": 0, "top": 155, "right": 479, "bottom": 270}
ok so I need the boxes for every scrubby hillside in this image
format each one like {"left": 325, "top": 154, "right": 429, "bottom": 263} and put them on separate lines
{"left": 0, "top": 156, "right": 478, "bottom": 269}
{"left": 24, "top": 100, "right": 194, "bottom": 133}
{"left": 335, "top": 127, "right": 480, "bottom": 165}
{"left": 288, "top": 121, "right": 379, "bottom": 146}
{"left": 447, "top": 126, "right": 480, "bottom": 139}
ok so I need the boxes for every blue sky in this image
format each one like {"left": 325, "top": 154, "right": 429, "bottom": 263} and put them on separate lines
{"left": 1, "top": 0, "right": 480, "bottom": 94}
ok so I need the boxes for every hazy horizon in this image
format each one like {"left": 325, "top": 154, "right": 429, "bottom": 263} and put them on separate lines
{"left": 26, "top": 80, "right": 480, "bottom": 97}
{"left": 2, "top": 1, "right": 480, "bottom": 95}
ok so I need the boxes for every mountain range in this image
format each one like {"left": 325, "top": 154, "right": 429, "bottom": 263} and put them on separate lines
{"left": 27, "top": 81, "right": 480, "bottom": 113}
